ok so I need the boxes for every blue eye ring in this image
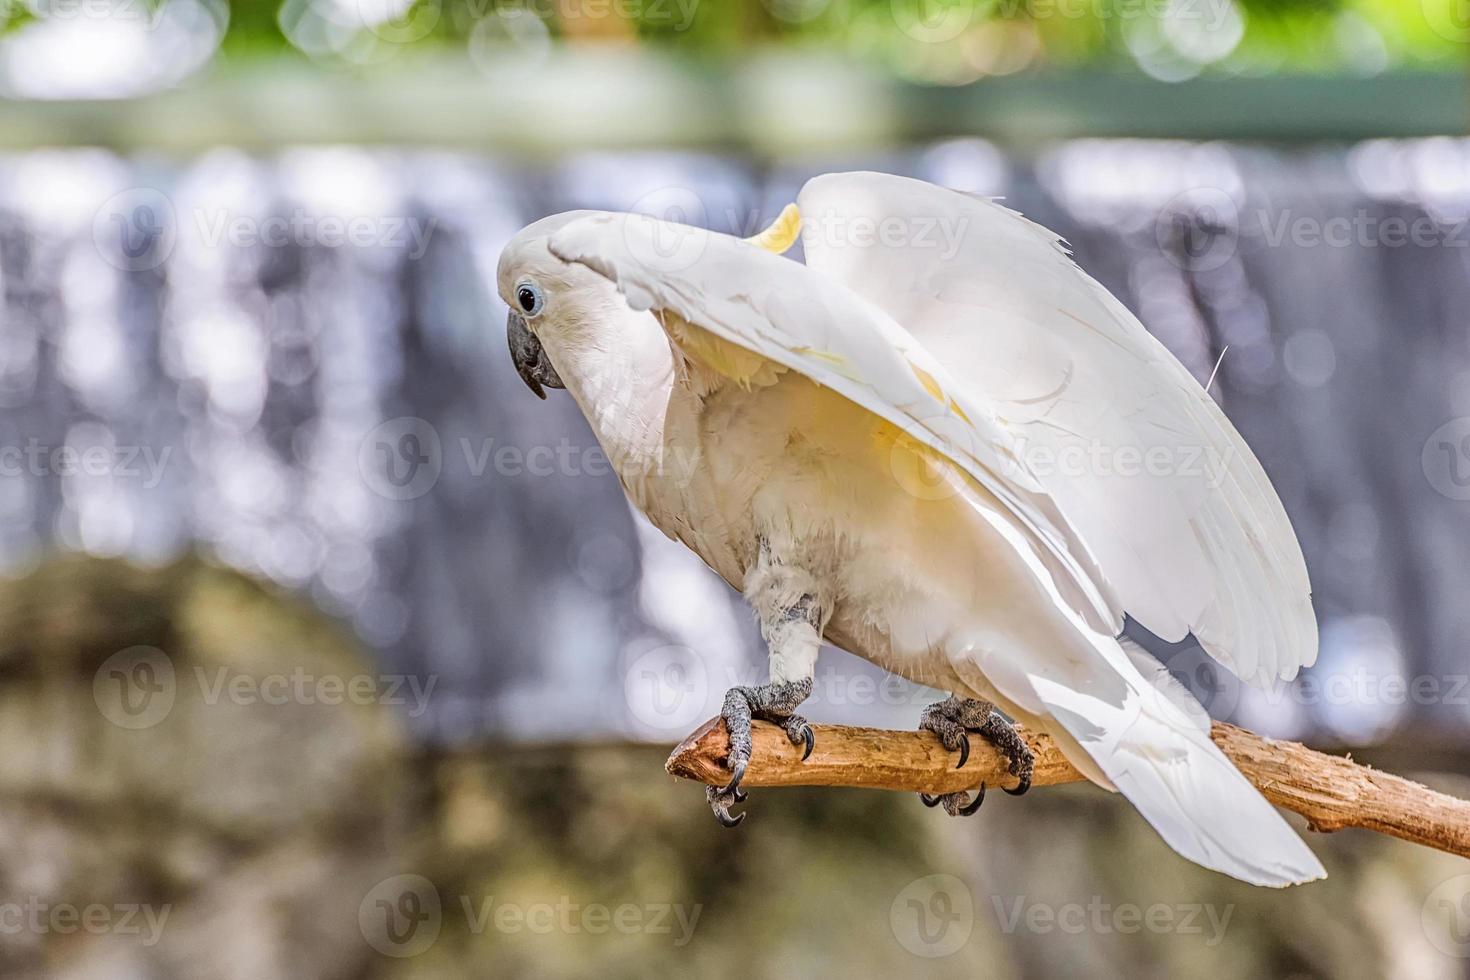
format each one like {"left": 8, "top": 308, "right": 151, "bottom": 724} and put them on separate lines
{"left": 515, "top": 280, "right": 545, "bottom": 317}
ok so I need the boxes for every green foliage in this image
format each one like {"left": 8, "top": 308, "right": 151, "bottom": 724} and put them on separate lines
{"left": 201, "top": 0, "right": 1466, "bottom": 76}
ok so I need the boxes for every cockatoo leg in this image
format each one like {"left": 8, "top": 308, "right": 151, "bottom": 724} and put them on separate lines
{"left": 917, "top": 696, "right": 1034, "bottom": 817}
{"left": 707, "top": 538, "right": 827, "bottom": 828}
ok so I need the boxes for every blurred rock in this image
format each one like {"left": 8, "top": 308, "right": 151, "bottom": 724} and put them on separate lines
{"left": 0, "top": 556, "right": 416, "bottom": 980}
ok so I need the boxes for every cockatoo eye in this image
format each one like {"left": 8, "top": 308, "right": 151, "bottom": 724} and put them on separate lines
{"left": 515, "top": 281, "right": 545, "bottom": 317}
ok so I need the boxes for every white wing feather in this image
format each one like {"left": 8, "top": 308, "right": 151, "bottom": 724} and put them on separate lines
{"left": 797, "top": 171, "right": 1316, "bottom": 687}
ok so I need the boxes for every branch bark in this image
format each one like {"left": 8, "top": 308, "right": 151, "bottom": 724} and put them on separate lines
{"left": 665, "top": 718, "right": 1470, "bottom": 859}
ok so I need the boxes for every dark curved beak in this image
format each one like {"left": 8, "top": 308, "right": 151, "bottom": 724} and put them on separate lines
{"left": 507, "top": 310, "right": 564, "bottom": 400}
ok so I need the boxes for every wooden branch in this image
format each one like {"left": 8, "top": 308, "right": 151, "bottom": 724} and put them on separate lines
{"left": 666, "top": 718, "right": 1470, "bottom": 859}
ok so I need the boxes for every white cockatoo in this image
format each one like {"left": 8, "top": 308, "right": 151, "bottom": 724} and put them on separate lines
{"left": 497, "top": 171, "right": 1325, "bottom": 886}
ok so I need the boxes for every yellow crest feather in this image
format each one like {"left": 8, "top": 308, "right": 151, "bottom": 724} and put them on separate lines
{"left": 745, "top": 204, "right": 802, "bottom": 254}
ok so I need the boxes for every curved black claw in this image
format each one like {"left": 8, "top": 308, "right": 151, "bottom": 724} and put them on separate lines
{"left": 733, "top": 788, "right": 748, "bottom": 803}
{"left": 921, "top": 786, "right": 986, "bottom": 816}
{"left": 778, "top": 714, "right": 815, "bottom": 761}
{"left": 707, "top": 784, "right": 746, "bottom": 827}
{"left": 959, "top": 783, "right": 986, "bottom": 816}
{"left": 1005, "top": 774, "right": 1030, "bottom": 797}
{"left": 719, "top": 757, "right": 748, "bottom": 799}
{"left": 955, "top": 731, "right": 970, "bottom": 770}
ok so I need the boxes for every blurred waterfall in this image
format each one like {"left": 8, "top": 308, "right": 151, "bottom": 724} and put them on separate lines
{"left": 1, "top": 138, "right": 1468, "bottom": 745}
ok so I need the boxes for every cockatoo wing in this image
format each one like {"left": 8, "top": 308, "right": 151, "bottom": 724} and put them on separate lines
{"left": 549, "top": 211, "right": 1120, "bottom": 632}
{"left": 797, "top": 171, "right": 1316, "bottom": 687}
{"left": 548, "top": 209, "right": 1324, "bottom": 886}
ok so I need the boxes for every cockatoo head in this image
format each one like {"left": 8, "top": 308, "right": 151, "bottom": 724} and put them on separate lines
{"left": 496, "top": 210, "right": 634, "bottom": 400}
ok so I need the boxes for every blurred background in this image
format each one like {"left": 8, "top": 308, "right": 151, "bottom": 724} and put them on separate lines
{"left": 1, "top": 1, "right": 1469, "bottom": 977}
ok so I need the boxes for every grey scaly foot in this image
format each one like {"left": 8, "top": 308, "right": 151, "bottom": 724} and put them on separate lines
{"left": 708, "top": 677, "right": 814, "bottom": 827}
{"left": 917, "top": 695, "right": 1034, "bottom": 817}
